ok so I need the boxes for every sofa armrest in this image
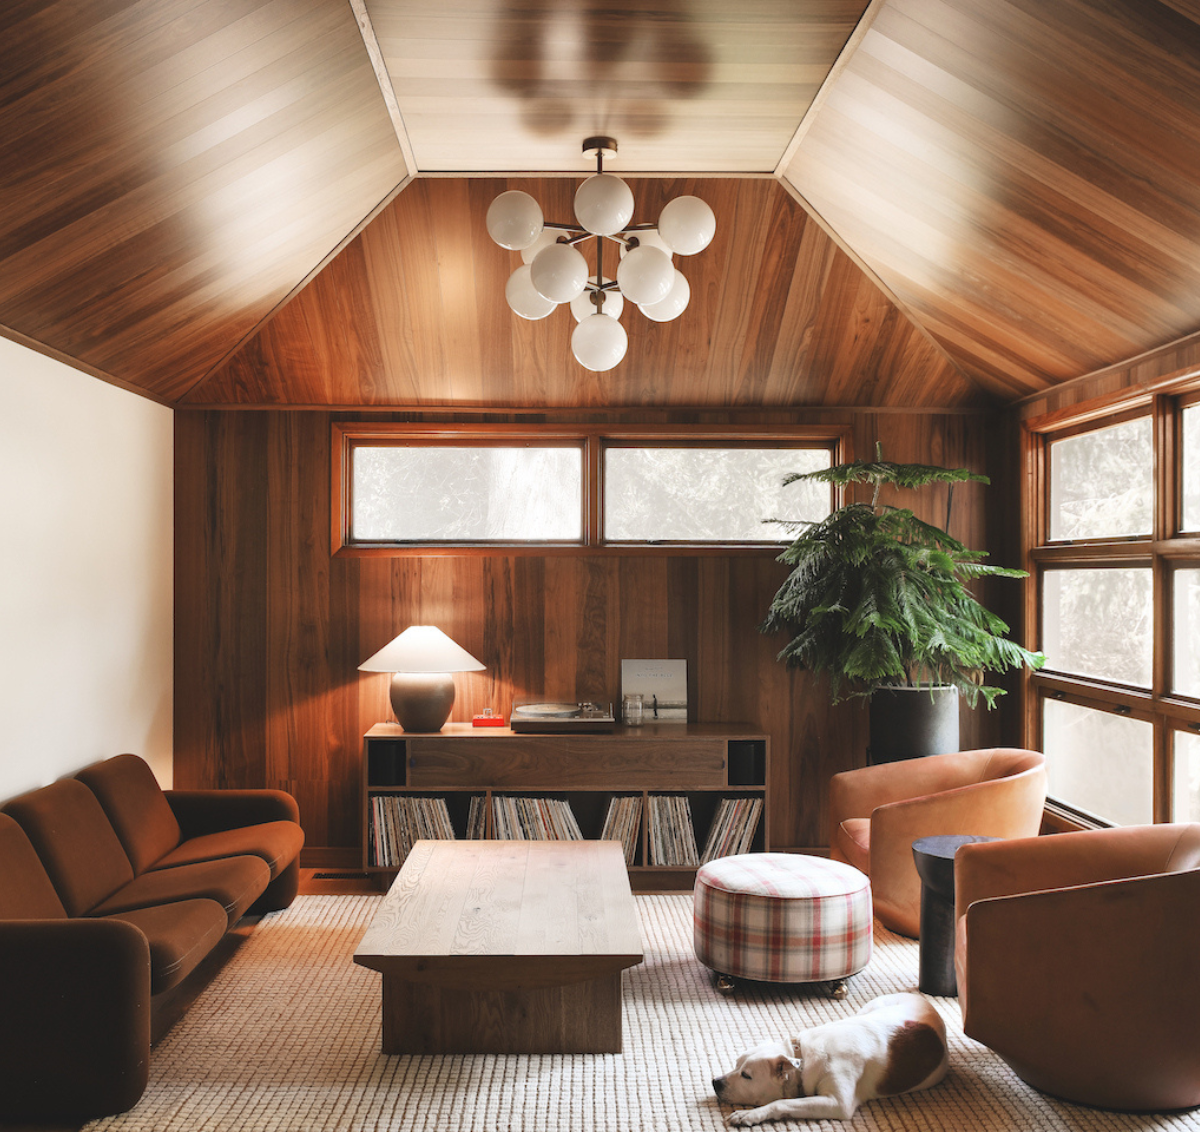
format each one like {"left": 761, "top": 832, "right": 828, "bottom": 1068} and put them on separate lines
{"left": 165, "top": 788, "right": 300, "bottom": 838}
{"left": 0, "top": 918, "right": 151, "bottom": 1120}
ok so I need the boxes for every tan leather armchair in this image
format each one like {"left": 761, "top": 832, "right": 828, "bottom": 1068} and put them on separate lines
{"left": 828, "top": 748, "right": 1047, "bottom": 937}
{"left": 954, "top": 824, "right": 1200, "bottom": 1111}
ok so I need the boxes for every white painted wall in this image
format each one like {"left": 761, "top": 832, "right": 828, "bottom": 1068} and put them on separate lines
{"left": 0, "top": 338, "right": 173, "bottom": 798}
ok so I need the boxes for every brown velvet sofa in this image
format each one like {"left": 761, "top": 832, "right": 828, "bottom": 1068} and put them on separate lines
{"left": 0, "top": 754, "right": 304, "bottom": 1121}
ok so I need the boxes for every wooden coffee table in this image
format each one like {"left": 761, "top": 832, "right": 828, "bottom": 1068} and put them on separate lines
{"left": 353, "top": 839, "right": 644, "bottom": 1054}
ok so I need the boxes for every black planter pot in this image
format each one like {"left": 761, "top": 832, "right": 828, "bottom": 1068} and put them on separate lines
{"left": 868, "top": 686, "right": 960, "bottom": 764}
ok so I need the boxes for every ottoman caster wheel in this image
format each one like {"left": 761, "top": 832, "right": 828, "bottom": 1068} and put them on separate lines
{"left": 825, "top": 979, "right": 848, "bottom": 1000}
{"left": 715, "top": 973, "right": 737, "bottom": 996}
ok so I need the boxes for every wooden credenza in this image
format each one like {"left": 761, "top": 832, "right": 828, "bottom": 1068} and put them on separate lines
{"left": 362, "top": 721, "right": 769, "bottom": 890}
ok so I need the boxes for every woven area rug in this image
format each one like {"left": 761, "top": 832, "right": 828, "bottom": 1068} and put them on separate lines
{"left": 87, "top": 895, "right": 1200, "bottom": 1132}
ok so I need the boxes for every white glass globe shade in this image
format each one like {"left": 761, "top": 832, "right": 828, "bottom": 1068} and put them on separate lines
{"left": 574, "top": 173, "right": 635, "bottom": 236}
{"left": 520, "top": 227, "right": 560, "bottom": 265}
{"left": 619, "top": 228, "right": 673, "bottom": 260}
{"left": 638, "top": 269, "right": 690, "bottom": 322}
{"left": 616, "top": 244, "right": 674, "bottom": 305}
{"left": 530, "top": 242, "right": 589, "bottom": 302}
{"left": 571, "top": 314, "right": 628, "bottom": 371}
{"left": 570, "top": 276, "right": 624, "bottom": 323}
{"left": 657, "top": 195, "right": 716, "bottom": 255}
{"left": 505, "top": 264, "right": 557, "bottom": 320}
{"left": 486, "top": 190, "right": 544, "bottom": 251}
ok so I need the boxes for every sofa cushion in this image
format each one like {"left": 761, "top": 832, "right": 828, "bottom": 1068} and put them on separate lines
{"left": 0, "top": 814, "right": 68, "bottom": 919}
{"left": 834, "top": 817, "right": 871, "bottom": 873}
{"left": 152, "top": 820, "right": 305, "bottom": 879}
{"left": 3, "top": 780, "right": 135, "bottom": 917}
{"left": 103, "top": 900, "right": 229, "bottom": 994}
{"left": 89, "top": 855, "right": 270, "bottom": 925}
{"left": 75, "top": 754, "right": 182, "bottom": 875}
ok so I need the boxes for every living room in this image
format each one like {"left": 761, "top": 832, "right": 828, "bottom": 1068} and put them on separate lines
{"left": 3, "top": 0, "right": 1200, "bottom": 1129}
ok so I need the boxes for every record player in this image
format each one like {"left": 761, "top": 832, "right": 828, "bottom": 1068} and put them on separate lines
{"left": 510, "top": 700, "right": 616, "bottom": 733}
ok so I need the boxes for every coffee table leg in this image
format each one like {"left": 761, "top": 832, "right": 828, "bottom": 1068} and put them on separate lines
{"left": 380, "top": 974, "right": 625, "bottom": 1054}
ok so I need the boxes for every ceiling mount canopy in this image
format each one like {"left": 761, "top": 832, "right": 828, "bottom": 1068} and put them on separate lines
{"left": 486, "top": 137, "right": 715, "bottom": 371}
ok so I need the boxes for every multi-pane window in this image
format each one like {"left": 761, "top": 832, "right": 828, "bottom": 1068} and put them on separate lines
{"left": 1029, "top": 396, "right": 1200, "bottom": 826}
{"left": 351, "top": 445, "right": 584, "bottom": 543}
{"left": 602, "top": 445, "right": 832, "bottom": 543}
{"left": 336, "top": 426, "right": 841, "bottom": 552}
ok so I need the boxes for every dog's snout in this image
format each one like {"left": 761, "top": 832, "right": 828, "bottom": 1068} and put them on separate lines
{"left": 712, "top": 1077, "right": 724, "bottom": 1094}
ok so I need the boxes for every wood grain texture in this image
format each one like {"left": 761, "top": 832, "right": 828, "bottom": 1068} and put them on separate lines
{"left": 355, "top": 839, "right": 641, "bottom": 1053}
{"left": 187, "top": 177, "right": 982, "bottom": 408}
{"left": 0, "top": 0, "right": 408, "bottom": 400}
{"left": 174, "top": 407, "right": 1018, "bottom": 852}
{"left": 367, "top": 0, "right": 870, "bottom": 173}
{"left": 781, "top": 0, "right": 1200, "bottom": 402}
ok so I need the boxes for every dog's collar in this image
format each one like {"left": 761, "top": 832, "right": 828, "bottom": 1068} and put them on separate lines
{"left": 786, "top": 1038, "right": 805, "bottom": 1097}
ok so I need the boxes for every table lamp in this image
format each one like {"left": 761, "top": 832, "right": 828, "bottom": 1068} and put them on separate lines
{"left": 359, "top": 625, "right": 486, "bottom": 732}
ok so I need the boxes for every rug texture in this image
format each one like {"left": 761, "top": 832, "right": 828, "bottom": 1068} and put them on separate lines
{"left": 86, "top": 894, "right": 1200, "bottom": 1132}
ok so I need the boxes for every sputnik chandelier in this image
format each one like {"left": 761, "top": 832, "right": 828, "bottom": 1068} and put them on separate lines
{"left": 486, "top": 137, "right": 715, "bottom": 371}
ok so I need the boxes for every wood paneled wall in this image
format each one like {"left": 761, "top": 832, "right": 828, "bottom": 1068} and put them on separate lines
{"left": 175, "top": 407, "right": 1018, "bottom": 854}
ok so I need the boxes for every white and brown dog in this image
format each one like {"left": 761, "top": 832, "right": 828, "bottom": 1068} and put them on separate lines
{"left": 712, "top": 992, "right": 948, "bottom": 1125}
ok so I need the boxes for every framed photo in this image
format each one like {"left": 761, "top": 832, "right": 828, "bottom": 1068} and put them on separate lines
{"left": 621, "top": 659, "right": 688, "bottom": 723}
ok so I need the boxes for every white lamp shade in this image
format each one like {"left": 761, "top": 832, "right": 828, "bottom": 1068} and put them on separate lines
{"left": 570, "top": 275, "right": 624, "bottom": 322}
{"left": 638, "top": 269, "right": 690, "bottom": 322}
{"left": 358, "top": 626, "right": 486, "bottom": 674}
{"left": 506, "top": 264, "right": 557, "bottom": 320}
{"left": 620, "top": 228, "right": 673, "bottom": 261}
{"left": 486, "top": 190, "right": 544, "bottom": 250}
{"left": 573, "top": 173, "right": 635, "bottom": 236}
{"left": 657, "top": 195, "right": 716, "bottom": 255}
{"left": 520, "top": 227, "right": 561, "bottom": 265}
{"left": 571, "top": 314, "right": 628, "bottom": 371}
{"left": 530, "top": 241, "right": 589, "bottom": 302}
{"left": 616, "top": 244, "right": 674, "bottom": 305}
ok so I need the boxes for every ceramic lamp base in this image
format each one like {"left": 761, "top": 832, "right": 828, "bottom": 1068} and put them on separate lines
{"left": 389, "top": 672, "right": 456, "bottom": 733}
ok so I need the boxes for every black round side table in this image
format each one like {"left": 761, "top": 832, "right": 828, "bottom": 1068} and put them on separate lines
{"left": 911, "top": 834, "right": 998, "bottom": 996}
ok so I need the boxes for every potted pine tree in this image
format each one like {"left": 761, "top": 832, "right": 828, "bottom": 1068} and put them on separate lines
{"left": 760, "top": 447, "right": 1043, "bottom": 762}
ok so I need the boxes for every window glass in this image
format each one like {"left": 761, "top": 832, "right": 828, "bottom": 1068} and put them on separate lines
{"left": 1048, "top": 417, "right": 1152, "bottom": 540}
{"left": 1041, "top": 567, "right": 1152, "bottom": 686}
{"left": 1172, "top": 568, "right": 1200, "bottom": 697}
{"left": 603, "top": 446, "right": 832, "bottom": 543}
{"left": 1183, "top": 404, "right": 1200, "bottom": 531}
{"left": 351, "top": 445, "right": 583, "bottom": 542}
{"left": 1043, "top": 700, "right": 1153, "bottom": 825}
{"left": 1173, "top": 731, "right": 1200, "bottom": 822}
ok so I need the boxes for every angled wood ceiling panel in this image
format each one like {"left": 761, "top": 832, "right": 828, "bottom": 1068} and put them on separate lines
{"left": 781, "top": 0, "right": 1200, "bottom": 400}
{"left": 186, "top": 176, "right": 984, "bottom": 408}
{"left": 0, "top": 0, "right": 409, "bottom": 401}
{"left": 367, "top": 0, "right": 871, "bottom": 173}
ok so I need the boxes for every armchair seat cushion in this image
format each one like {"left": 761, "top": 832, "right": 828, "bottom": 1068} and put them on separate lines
{"left": 105, "top": 900, "right": 228, "bottom": 993}
{"left": 833, "top": 818, "right": 870, "bottom": 870}
{"left": 89, "top": 856, "right": 270, "bottom": 925}
{"left": 152, "top": 820, "right": 304, "bottom": 878}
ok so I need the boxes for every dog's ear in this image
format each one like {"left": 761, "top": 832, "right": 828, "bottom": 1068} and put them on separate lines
{"left": 773, "top": 1056, "right": 793, "bottom": 1080}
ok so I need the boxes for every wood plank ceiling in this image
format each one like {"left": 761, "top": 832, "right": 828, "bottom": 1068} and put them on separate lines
{"left": 187, "top": 176, "right": 977, "bottom": 407}
{"left": 779, "top": 0, "right": 1200, "bottom": 402}
{"left": 5, "top": 0, "right": 1200, "bottom": 409}
{"left": 0, "top": 0, "right": 409, "bottom": 403}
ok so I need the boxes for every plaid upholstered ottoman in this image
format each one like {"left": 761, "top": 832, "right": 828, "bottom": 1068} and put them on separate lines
{"left": 693, "top": 853, "right": 872, "bottom": 997}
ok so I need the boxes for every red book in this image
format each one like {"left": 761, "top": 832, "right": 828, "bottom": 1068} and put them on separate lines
{"left": 472, "top": 713, "right": 505, "bottom": 727}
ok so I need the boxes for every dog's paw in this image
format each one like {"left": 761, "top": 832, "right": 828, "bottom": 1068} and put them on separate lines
{"left": 724, "top": 1108, "right": 767, "bottom": 1127}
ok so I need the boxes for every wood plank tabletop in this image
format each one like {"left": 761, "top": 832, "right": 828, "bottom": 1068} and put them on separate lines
{"left": 354, "top": 840, "right": 644, "bottom": 983}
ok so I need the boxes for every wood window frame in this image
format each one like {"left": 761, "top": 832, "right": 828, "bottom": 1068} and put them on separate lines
{"left": 332, "top": 422, "right": 851, "bottom": 557}
{"left": 1022, "top": 385, "right": 1200, "bottom": 824}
